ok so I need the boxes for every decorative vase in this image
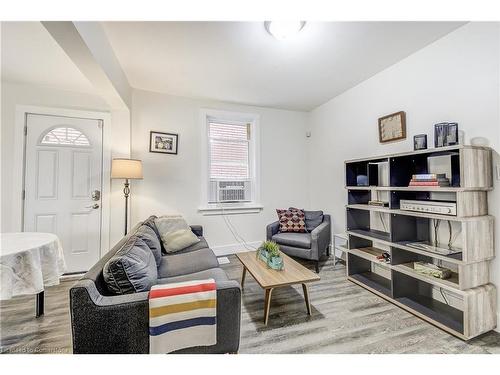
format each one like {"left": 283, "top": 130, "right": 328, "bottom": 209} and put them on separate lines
{"left": 267, "top": 255, "right": 284, "bottom": 271}
{"left": 256, "top": 249, "right": 284, "bottom": 270}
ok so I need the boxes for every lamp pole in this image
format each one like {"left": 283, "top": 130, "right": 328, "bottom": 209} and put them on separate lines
{"left": 123, "top": 179, "right": 130, "bottom": 235}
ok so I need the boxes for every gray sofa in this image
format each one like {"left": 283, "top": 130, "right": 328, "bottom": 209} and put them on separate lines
{"left": 266, "top": 214, "right": 331, "bottom": 273}
{"left": 70, "top": 216, "right": 241, "bottom": 354}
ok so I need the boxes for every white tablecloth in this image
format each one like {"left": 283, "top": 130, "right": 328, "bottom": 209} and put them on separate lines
{"left": 0, "top": 232, "right": 66, "bottom": 300}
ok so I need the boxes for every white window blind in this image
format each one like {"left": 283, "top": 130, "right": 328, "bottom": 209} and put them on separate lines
{"left": 208, "top": 121, "right": 250, "bottom": 180}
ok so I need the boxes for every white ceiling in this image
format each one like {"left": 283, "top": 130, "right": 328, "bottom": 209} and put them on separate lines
{"left": 102, "top": 21, "right": 465, "bottom": 111}
{"left": 1, "top": 22, "right": 96, "bottom": 93}
{"left": 1, "top": 22, "right": 465, "bottom": 112}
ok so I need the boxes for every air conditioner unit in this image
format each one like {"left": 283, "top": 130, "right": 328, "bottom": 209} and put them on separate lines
{"left": 209, "top": 180, "right": 251, "bottom": 203}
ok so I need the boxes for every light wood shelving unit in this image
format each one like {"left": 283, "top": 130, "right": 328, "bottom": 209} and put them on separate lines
{"left": 344, "top": 145, "right": 496, "bottom": 340}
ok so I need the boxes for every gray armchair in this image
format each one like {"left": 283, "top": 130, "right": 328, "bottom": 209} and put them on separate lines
{"left": 266, "top": 214, "right": 331, "bottom": 273}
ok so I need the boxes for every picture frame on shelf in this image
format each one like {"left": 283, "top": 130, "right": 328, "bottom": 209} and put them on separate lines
{"left": 446, "top": 123, "right": 459, "bottom": 146}
{"left": 149, "top": 131, "right": 179, "bottom": 154}
{"left": 378, "top": 111, "right": 406, "bottom": 143}
{"left": 413, "top": 134, "right": 427, "bottom": 150}
{"left": 434, "top": 123, "right": 448, "bottom": 148}
{"left": 434, "top": 122, "right": 459, "bottom": 147}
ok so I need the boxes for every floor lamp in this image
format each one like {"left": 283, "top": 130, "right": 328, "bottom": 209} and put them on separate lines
{"left": 111, "top": 158, "right": 143, "bottom": 235}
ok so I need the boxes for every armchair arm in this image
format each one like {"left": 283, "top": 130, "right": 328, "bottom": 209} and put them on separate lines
{"left": 174, "top": 279, "right": 241, "bottom": 354}
{"left": 266, "top": 221, "right": 280, "bottom": 240}
{"left": 70, "top": 279, "right": 150, "bottom": 353}
{"left": 70, "top": 278, "right": 241, "bottom": 354}
{"left": 310, "top": 215, "right": 331, "bottom": 260}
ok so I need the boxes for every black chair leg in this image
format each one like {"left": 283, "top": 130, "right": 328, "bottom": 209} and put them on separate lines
{"left": 315, "top": 261, "right": 320, "bottom": 273}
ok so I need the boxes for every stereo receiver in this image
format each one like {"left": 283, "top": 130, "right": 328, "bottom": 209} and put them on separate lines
{"left": 400, "top": 200, "right": 457, "bottom": 216}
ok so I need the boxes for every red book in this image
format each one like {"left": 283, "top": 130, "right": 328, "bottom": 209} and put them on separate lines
{"left": 409, "top": 181, "right": 448, "bottom": 186}
{"left": 409, "top": 182, "right": 439, "bottom": 186}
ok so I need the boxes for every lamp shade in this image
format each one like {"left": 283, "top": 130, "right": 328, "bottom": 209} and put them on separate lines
{"left": 111, "top": 158, "right": 143, "bottom": 179}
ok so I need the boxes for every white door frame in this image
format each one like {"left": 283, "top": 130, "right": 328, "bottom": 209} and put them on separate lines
{"left": 13, "top": 105, "right": 112, "bottom": 257}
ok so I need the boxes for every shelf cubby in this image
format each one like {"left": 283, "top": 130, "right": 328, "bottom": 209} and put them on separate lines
{"left": 344, "top": 145, "right": 496, "bottom": 340}
{"left": 391, "top": 247, "right": 489, "bottom": 291}
{"left": 348, "top": 252, "right": 392, "bottom": 297}
{"left": 392, "top": 270, "right": 464, "bottom": 334}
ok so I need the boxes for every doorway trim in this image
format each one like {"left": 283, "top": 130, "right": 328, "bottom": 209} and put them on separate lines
{"left": 14, "top": 105, "right": 112, "bottom": 257}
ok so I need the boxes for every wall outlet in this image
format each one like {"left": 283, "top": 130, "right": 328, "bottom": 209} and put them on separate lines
{"left": 496, "top": 164, "right": 500, "bottom": 180}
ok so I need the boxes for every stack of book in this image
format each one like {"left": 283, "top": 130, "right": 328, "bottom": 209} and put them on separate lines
{"left": 409, "top": 173, "right": 450, "bottom": 187}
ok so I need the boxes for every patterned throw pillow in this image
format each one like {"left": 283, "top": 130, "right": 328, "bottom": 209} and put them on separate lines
{"left": 276, "top": 208, "right": 306, "bottom": 233}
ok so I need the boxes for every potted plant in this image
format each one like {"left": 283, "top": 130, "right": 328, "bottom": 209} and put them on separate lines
{"left": 256, "top": 241, "right": 284, "bottom": 270}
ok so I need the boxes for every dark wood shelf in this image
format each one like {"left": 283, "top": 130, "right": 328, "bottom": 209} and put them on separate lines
{"left": 349, "top": 272, "right": 392, "bottom": 297}
{"left": 395, "top": 295, "right": 464, "bottom": 334}
{"left": 347, "top": 228, "right": 391, "bottom": 242}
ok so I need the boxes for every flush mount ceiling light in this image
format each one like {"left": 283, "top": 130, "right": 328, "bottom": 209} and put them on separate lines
{"left": 264, "top": 21, "right": 306, "bottom": 40}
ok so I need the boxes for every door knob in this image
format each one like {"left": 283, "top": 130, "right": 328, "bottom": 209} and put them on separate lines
{"left": 85, "top": 203, "right": 100, "bottom": 209}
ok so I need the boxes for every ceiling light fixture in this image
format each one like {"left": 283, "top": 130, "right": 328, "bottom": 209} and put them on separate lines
{"left": 265, "top": 21, "right": 306, "bottom": 40}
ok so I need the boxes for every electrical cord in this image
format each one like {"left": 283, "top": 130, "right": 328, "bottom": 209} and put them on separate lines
{"left": 447, "top": 220, "right": 453, "bottom": 250}
{"left": 440, "top": 287, "right": 450, "bottom": 305}
{"left": 379, "top": 212, "right": 387, "bottom": 232}
{"left": 221, "top": 206, "right": 257, "bottom": 251}
{"left": 376, "top": 191, "right": 388, "bottom": 232}
{"left": 433, "top": 219, "right": 441, "bottom": 247}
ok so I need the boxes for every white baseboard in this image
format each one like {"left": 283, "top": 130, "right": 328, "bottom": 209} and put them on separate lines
{"left": 212, "top": 241, "right": 261, "bottom": 256}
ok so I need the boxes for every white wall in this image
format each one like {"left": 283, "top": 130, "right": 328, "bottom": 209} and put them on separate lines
{"left": 130, "top": 89, "right": 309, "bottom": 253}
{"left": 0, "top": 81, "right": 130, "bottom": 246}
{"left": 307, "top": 22, "right": 500, "bottom": 328}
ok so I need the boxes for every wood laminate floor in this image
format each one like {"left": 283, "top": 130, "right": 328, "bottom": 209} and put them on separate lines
{"left": 1, "top": 255, "right": 500, "bottom": 354}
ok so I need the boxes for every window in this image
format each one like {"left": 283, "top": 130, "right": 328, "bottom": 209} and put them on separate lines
{"left": 200, "top": 110, "right": 261, "bottom": 214}
{"left": 40, "top": 127, "right": 90, "bottom": 146}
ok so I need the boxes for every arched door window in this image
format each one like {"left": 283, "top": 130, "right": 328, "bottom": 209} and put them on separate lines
{"left": 40, "top": 127, "right": 90, "bottom": 146}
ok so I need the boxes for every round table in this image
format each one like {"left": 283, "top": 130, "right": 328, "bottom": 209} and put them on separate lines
{"left": 0, "top": 232, "right": 66, "bottom": 317}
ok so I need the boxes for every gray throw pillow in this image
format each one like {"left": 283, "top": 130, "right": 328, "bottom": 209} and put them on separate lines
{"left": 304, "top": 210, "right": 324, "bottom": 232}
{"left": 103, "top": 236, "right": 158, "bottom": 295}
{"left": 136, "top": 225, "right": 162, "bottom": 267}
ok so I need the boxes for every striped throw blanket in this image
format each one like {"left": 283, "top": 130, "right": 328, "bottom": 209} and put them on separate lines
{"left": 149, "top": 279, "right": 217, "bottom": 354}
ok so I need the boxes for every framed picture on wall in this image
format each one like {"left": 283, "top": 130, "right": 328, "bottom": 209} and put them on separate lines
{"left": 378, "top": 111, "right": 406, "bottom": 143}
{"left": 149, "top": 131, "right": 179, "bottom": 154}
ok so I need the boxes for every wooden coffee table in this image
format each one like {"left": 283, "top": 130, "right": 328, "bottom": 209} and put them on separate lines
{"left": 236, "top": 251, "right": 320, "bottom": 325}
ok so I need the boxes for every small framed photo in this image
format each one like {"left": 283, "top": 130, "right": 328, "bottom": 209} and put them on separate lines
{"left": 149, "top": 131, "right": 178, "bottom": 154}
{"left": 446, "top": 123, "right": 459, "bottom": 146}
{"left": 414, "top": 134, "right": 427, "bottom": 150}
{"left": 378, "top": 111, "right": 406, "bottom": 143}
{"left": 434, "top": 123, "right": 448, "bottom": 148}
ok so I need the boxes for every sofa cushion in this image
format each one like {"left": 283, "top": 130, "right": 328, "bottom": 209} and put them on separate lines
{"left": 103, "top": 236, "right": 158, "bottom": 294}
{"left": 135, "top": 225, "right": 162, "bottom": 267}
{"left": 172, "top": 236, "right": 209, "bottom": 254}
{"left": 276, "top": 208, "right": 306, "bottom": 233}
{"left": 158, "top": 267, "right": 228, "bottom": 285}
{"left": 158, "top": 248, "right": 219, "bottom": 278}
{"left": 278, "top": 244, "right": 313, "bottom": 260}
{"left": 304, "top": 210, "right": 324, "bottom": 232}
{"left": 272, "top": 232, "right": 312, "bottom": 249}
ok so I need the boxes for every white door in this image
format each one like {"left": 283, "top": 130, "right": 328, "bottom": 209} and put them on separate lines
{"left": 24, "top": 114, "right": 103, "bottom": 273}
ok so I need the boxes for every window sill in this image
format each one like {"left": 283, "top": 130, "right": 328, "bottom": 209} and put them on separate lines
{"left": 198, "top": 204, "right": 264, "bottom": 216}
